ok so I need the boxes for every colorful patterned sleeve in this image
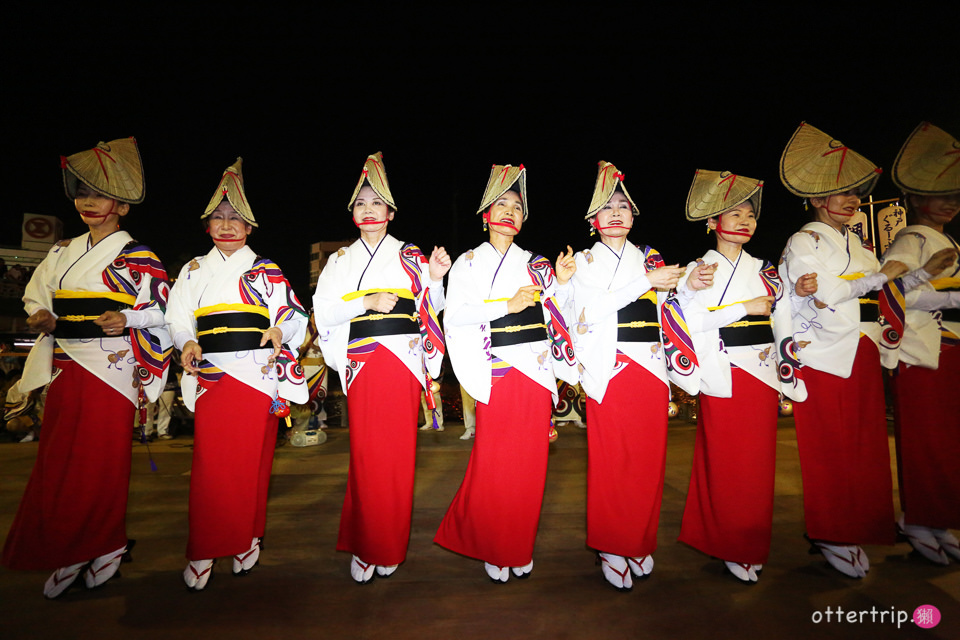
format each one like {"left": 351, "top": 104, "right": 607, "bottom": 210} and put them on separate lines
{"left": 111, "top": 241, "right": 173, "bottom": 402}
{"left": 400, "top": 243, "right": 445, "bottom": 379}
{"left": 766, "top": 260, "right": 807, "bottom": 401}
{"left": 245, "top": 256, "right": 308, "bottom": 403}
{"left": 244, "top": 256, "right": 308, "bottom": 346}
{"left": 528, "top": 254, "right": 577, "bottom": 381}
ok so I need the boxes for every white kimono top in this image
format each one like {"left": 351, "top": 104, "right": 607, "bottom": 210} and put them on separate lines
{"left": 779, "top": 222, "right": 889, "bottom": 378}
{"left": 680, "top": 249, "right": 806, "bottom": 401}
{"left": 21, "top": 230, "right": 171, "bottom": 404}
{"left": 568, "top": 241, "right": 700, "bottom": 403}
{"left": 312, "top": 235, "right": 444, "bottom": 394}
{"left": 166, "top": 245, "right": 308, "bottom": 410}
{"left": 444, "top": 242, "right": 578, "bottom": 405}
{"left": 881, "top": 225, "right": 960, "bottom": 369}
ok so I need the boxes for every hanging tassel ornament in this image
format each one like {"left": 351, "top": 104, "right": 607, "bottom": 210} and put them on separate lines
{"left": 425, "top": 375, "right": 441, "bottom": 429}
{"left": 138, "top": 387, "right": 158, "bottom": 472}
{"left": 271, "top": 396, "right": 292, "bottom": 428}
{"left": 137, "top": 388, "right": 148, "bottom": 443}
{"left": 548, "top": 419, "right": 559, "bottom": 443}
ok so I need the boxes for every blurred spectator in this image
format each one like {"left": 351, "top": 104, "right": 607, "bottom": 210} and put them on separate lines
{"left": 459, "top": 384, "right": 476, "bottom": 440}
{"left": 4, "top": 372, "right": 43, "bottom": 443}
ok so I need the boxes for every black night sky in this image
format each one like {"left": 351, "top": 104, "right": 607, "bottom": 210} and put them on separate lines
{"left": 3, "top": 8, "right": 958, "bottom": 302}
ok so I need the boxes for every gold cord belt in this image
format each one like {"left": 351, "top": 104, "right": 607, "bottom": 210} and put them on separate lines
{"left": 724, "top": 319, "right": 772, "bottom": 328}
{"left": 196, "top": 326, "right": 265, "bottom": 337}
{"left": 351, "top": 313, "right": 419, "bottom": 323}
{"left": 491, "top": 322, "right": 547, "bottom": 333}
{"left": 616, "top": 320, "right": 660, "bottom": 329}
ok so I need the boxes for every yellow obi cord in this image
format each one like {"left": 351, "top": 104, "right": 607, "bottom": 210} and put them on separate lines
{"left": 491, "top": 323, "right": 547, "bottom": 333}
{"left": 54, "top": 290, "right": 136, "bottom": 305}
{"left": 931, "top": 277, "right": 960, "bottom": 291}
{"left": 724, "top": 319, "right": 772, "bottom": 328}
{"left": 485, "top": 291, "right": 542, "bottom": 304}
{"left": 195, "top": 303, "right": 270, "bottom": 319}
{"left": 708, "top": 299, "right": 755, "bottom": 311}
{"left": 351, "top": 313, "right": 418, "bottom": 323}
{"left": 342, "top": 288, "right": 415, "bottom": 302}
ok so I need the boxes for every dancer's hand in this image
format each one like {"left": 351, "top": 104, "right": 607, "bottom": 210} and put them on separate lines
{"left": 507, "top": 285, "right": 542, "bottom": 313}
{"left": 555, "top": 245, "right": 577, "bottom": 285}
{"left": 181, "top": 340, "right": 203, "bottom": 374}
{"left": 795, "top": 273, "right": 818, "bottom": 297}
{"left": 743, "top": 296, "right": 775, "bottom": 316}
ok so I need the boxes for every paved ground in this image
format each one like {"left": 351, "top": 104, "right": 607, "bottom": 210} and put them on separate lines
{"left": 1, "top": 418, "right": 957, "bottom": 639}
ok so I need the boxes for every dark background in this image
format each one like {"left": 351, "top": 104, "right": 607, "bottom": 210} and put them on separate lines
{"left": 3, "top": 7, "right": 958, "bottom": 302}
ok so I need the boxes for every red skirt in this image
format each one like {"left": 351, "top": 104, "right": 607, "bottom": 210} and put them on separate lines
{"left": 337, "top": 347, "right": 421, "bottom": 565}
{"left": 678, "top": 369, "right": 778, "bottom": 564}
{"left": 792, "top": 337, "right": 896, "bottom": 545}
{"left": 2, "top": 360, "right": 133, "bottom": 570}
{"left": 585, "top": 361, "right": 668, "bottom": 557}
{"left": 434, "top": 368, "right": 553, "bottom": 567}
{"left": 188, "top": 375, "right": 277, "bottom": 560}
{"left": 893, "top": 344, "right": 960, "bottom": 529}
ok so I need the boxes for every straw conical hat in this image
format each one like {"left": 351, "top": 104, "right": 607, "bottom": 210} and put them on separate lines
{"left": 892, "top": 122, "right": 960, "bottom": 196}
{"left": 347, "top": 152, "right": 396, "bottom": 211}
{"left": 61, "top": 137, "right": 145, "bottom": 204}
{"left": 478, "top": 164, "right": 528, "bottom": 219}
{"left": 202, "top": 158, "right": 257, "bottom": 227}
{"left": 685, "top": 170, "right": 763, "bottom": 221}
{"left": 585, "top": 161, "right": 638, "bottom": 220}
{"left": 780, "top": 122, "right": 881, "bottom": 198}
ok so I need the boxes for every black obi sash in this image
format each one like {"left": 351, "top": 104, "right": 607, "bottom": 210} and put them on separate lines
{"left": 197, "top": 311, "right": 270, "bottom": 353}
{"left": 616, "top": 297, "right": 660, "bottom": 343}
{"left": 52, "top": 293, "right": 134, "bottom": 339}
{"left": 858, "top": 291, "right": 879, "bottom": 323}
{"left": 720, "top": 314, "right": 774, "bottom": 347}
{"left": 349, "top": 297, "right": 419, "bottom": 340}
{"left": 490, "top": 302, "right": 547, "bottom": 347}
{"left": 936, "top": 283, "right": 960, "bottom": 323}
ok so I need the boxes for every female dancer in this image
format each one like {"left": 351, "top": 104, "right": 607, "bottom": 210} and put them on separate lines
{"left": 313, "top": 152, "right": 450, "bottom": 583}
{"left": 3, "top": 138, "right": 171, "bottom": 598}
{"left": 435, "top": 163, "right": 579, "bottom": 582}
{"left": 677, "top": 169, "right": 807, "bottom": 583}
{"left": 567, "top": 161, "right": 707, "bottom": 591}
{"left": 778, "top": 123, "right": 952, "bottom": 577}
{"left": 883, "top": 122, "right": 960, "bottom": 564}
{"left": 167, "top": 158, "right": 308, "bottom": 590}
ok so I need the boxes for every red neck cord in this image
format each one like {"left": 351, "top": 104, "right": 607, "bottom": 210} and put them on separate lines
{"left": 596, "top": 224, "right": 631, "bottom": 235}
{"left": 715, "top": 227, "right": 753, "bottom": 239}
{"left": 489, "top": 220, "right": 520, "bottom": 233}
{"left": 825, "top": 207, "right": 855, "bottom": 218}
